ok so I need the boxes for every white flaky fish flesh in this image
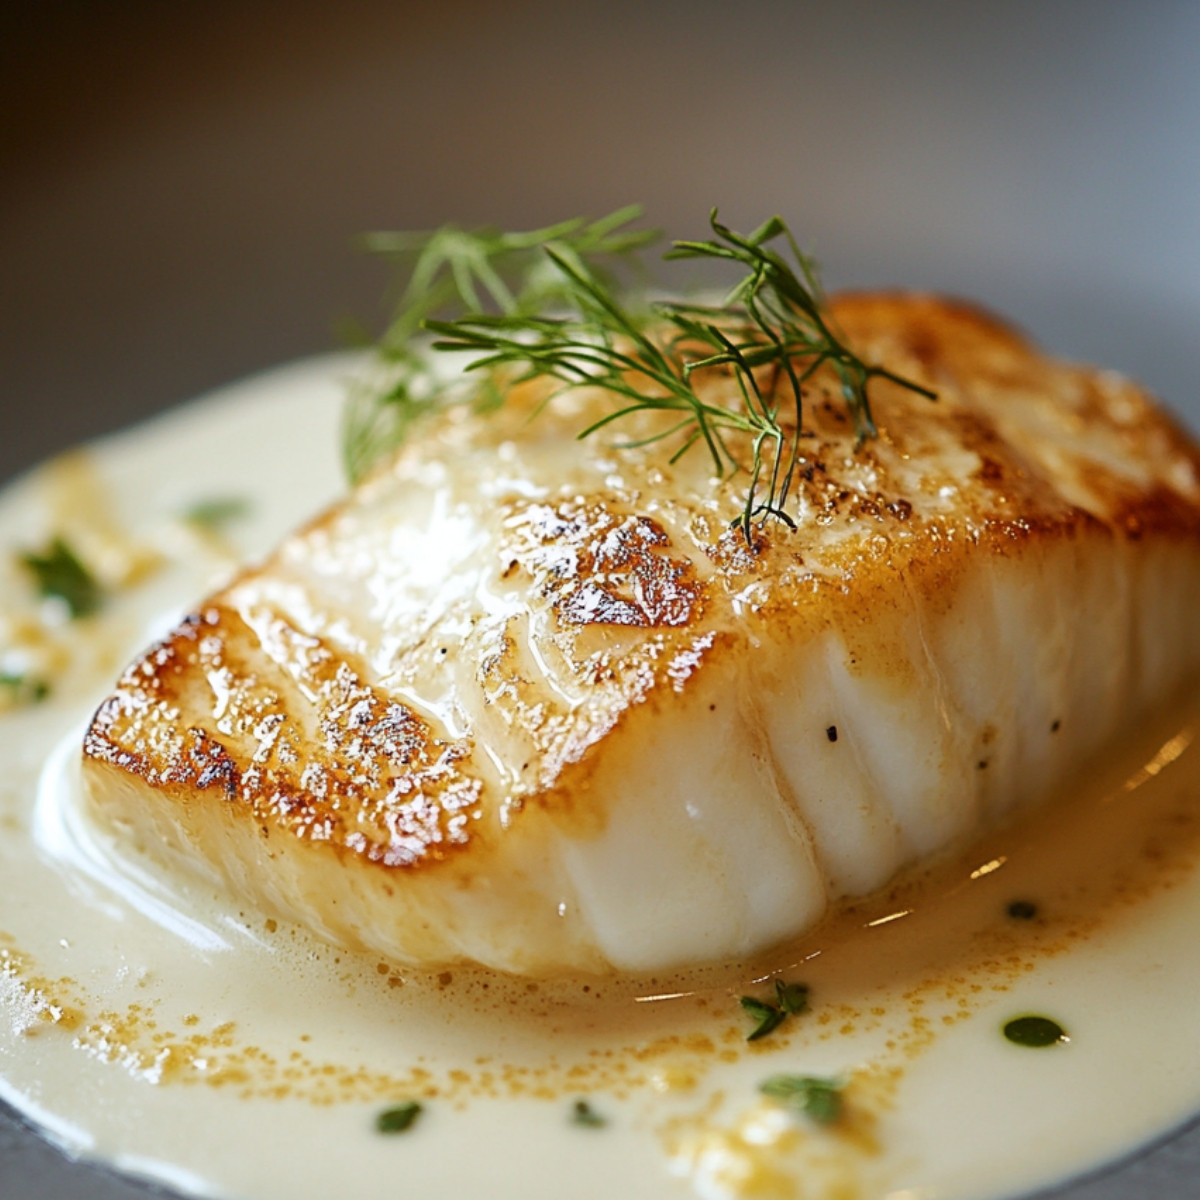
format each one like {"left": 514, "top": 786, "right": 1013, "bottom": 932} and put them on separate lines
{"left": 82, "top": 295, "right": 1200, "bottom": 975}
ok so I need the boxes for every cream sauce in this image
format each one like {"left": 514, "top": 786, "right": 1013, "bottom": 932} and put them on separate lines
{"left": 3, "top": 356, "right": 1200, "bottom": 1200}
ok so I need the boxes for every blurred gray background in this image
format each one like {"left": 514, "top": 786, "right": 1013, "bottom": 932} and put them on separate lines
{"left": 1, "top": 0, "right": 1198, "bottom": 1196}
{"left": 3, "top": 0, "right": 1199, "bottom": 488}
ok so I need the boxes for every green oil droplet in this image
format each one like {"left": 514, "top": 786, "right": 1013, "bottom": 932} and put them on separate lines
{"left": 1003, "top": 1015, "right": 1067, "bottom": 1047}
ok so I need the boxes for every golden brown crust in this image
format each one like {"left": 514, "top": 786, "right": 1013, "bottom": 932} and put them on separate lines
{"left": 82, "top": 293, "right": 1200, "bottom": 886}
{"left": 85, "top": 607, "right": 485, "bottom": 868}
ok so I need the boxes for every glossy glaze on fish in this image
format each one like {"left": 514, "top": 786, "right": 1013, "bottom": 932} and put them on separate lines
{"left": 82, "top": 295, "right": 1200, "bottom": 974}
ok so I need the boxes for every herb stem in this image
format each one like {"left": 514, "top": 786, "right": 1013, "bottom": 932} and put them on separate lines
{"left": 348, "top": 206, "right": 934, "bottom": 539}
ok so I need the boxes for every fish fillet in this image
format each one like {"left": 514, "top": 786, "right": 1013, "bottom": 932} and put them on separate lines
{"left": 82, "top": 295, "right": 1200, "bottom": 975}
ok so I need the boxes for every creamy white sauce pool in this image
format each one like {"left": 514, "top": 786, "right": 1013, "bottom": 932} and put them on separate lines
{"left": 3, "top": 356, "right": 1200, "bottom": 1200}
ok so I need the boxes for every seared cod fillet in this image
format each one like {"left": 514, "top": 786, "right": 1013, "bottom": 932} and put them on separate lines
{"left": 83, "top": 296, "right": 1200, "bottom": 974}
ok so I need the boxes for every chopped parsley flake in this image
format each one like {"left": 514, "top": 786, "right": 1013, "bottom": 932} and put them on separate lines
{"left": 375, "top": 1100, "right": 422, "bottom": 1133}
{"left": 740, "top": 979, "right": 810, "bottom": 1041}
{"left": 19, "top": 537, "right": 102, "bottom": 618}
{"left": 760, "top": 1074, "right": 843, "bottom": 1125}
{"left": 181, "top": 496, "right": 251, "bottom": 532}
{"left": 571, "top": 1099, "right": 607, "bottom": 1127}
{"left": 0, "top": 673, "right": 50, "bottom": 707}
{"left": 775, "top": 980, "right": 809, "bottom": 1014}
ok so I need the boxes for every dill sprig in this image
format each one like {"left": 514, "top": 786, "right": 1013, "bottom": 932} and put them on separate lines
{"left": 348, "top": 207, "right": 934, "bottom": 539}
{"left": 343, "top": 207, "right": 656, "bottom": 483}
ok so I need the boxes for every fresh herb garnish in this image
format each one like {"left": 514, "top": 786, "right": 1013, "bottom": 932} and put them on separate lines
{"left": 570, "top": 1099, "right": 607, "bottom": 1128}
{"left": 1003, "top": 1015, "right": 1067, "bottom": 1047}
{"left": 0, "top": 673, "right": 50, "bottom": 706}
{"left": 741, "top": 995, "right": 786, "bottom": 1041}
{"left": 741, "top": 978, "right": 810, "bottom": 1041}
{"left": 759, "top": 1074, "right": 843, "bottom": 1125}
{"left": 375, "top": 1100, "right": 423, "bottom": 1133}
{"left": 182, "top": 496, "right": 251, "bottom": 532}
{"left": 350, "top": 207, "right": 934, "bottom": 540}
{"left": 774, "top": 980, "right": 810, "bottom": 1014}
{"left": 344, "top": 207, "right": 656, "bottom": 485}
{"left": 19, "top": 537, "right": 103, "bottom": 618}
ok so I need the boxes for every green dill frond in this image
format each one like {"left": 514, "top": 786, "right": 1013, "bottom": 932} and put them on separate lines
{"left": 344, "top": 207, "right": 658, "bottom": 483}
{"left": 346, "top": 206, "right": 934, "bottom": 538}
